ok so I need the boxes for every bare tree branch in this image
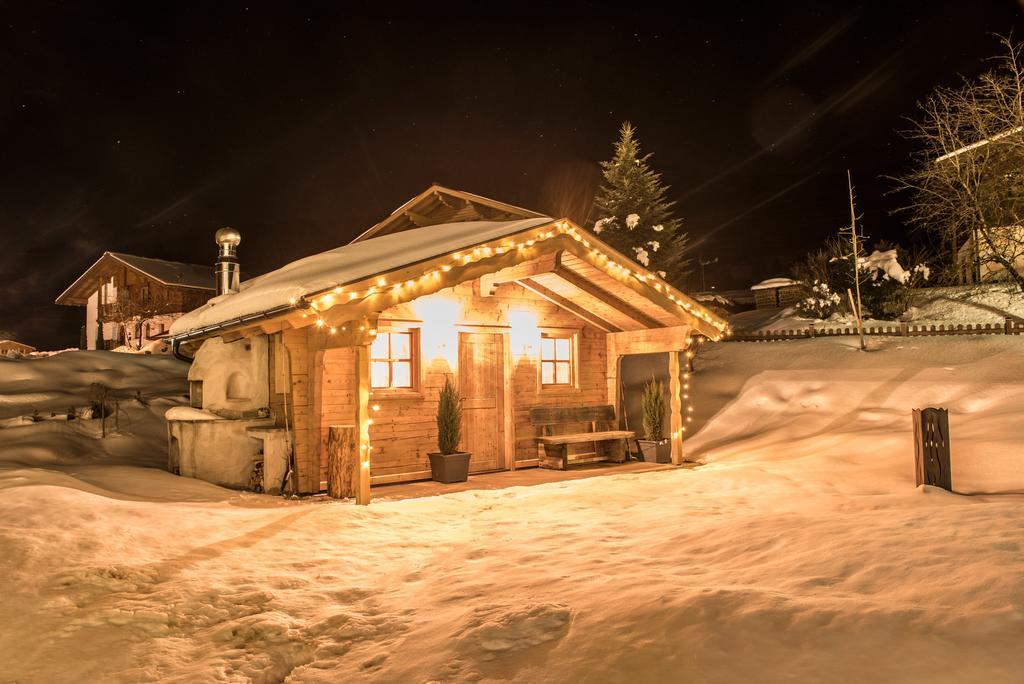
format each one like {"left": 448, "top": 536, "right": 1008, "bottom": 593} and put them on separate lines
{"left": 890, "top": 34, "right": 1024, "bottom": 292}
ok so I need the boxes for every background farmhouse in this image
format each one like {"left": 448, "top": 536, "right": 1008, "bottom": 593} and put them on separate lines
{"left": 56, "top": 252, "right": 213, "bottom": 351}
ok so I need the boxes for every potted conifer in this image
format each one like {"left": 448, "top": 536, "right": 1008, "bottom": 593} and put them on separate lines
{"left": 636, "top": 376, "right": 671, "bottom": 463}
{"left": 428, "top": 376, "right": 471, "bottom": 483}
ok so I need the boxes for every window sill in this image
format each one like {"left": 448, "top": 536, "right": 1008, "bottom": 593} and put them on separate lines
{"left": 370, "top": 389, "right": 424, "bottom": 401}
{"left": 538, "top": 385, "right": 582, "bottom": 396}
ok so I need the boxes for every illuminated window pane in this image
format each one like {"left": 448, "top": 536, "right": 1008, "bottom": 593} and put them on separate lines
{"left": 391, "top": 332, "right": 411, "bottom": 360}
{"left": 391, "top": 361, "right": 411, "bottom": 388}
{"left": 541, "top": 361, "right": 554, "bottom": 385}
{"left": 541, "top": 337, "right": 555, "bottom": 360}
{"left": 370, "top": 333, "right": 389, "bottom": 359}
{"left": 555, "top": 361, "right": 570, "bottom": 385}
{"left": 554, "top": 337, "right": 570, "bottom": 360}
{"left": 371, "top": 361, "right": 390, "bottom": 388}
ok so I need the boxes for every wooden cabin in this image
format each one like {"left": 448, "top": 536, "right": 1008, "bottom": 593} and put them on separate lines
{"left": 56, "top": 252, "right": 214, "bottom": 350}
{"left": 167, "top": 186, "right": 729, "bottom": 501}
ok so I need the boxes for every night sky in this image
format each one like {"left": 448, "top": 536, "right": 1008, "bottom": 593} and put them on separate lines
{"left": 4, "top": 1, "right": 1024, "bottom": 348}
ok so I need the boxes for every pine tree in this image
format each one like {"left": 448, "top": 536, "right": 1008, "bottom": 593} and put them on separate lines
{"left": 592, "top": 122, "right": 690, "bottom": 282}
{"left": 436, "top": 376, "right": 462, "bottom": 455}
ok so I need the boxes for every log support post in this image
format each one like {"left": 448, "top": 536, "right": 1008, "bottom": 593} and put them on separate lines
{"left": 327, "top": 425, "right": 357, "bottom": 498}
{"left": 669, "top": 350, "right": 684, "bottom": 465}
{"left": 355, "top": 343, "right": 372, "bottom": 505}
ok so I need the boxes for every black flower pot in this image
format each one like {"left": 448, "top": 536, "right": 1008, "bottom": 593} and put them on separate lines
{"left": 427, "top": 452, "right": 471, "bottom": 483}
{"left": 636, "top": 439, "right": 672, "bottom": 463}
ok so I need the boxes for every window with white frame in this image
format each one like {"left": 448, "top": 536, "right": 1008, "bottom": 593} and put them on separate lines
{"left": 370, "top": 331, "right": 415, "bottom": 389}
{"left": 540, "top": 333, "right": 574, "bottom": 386}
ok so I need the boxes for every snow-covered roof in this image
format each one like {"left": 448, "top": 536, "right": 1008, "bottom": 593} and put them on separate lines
{"left": 171, "top": 217, "right": 553, "bottom": 335}
{"left": 108, "top": 253, "right": 213, "bottom": 290}
{"left": 934, "top": 125, "right": 1024, "bottom": 163}
{"left": 0, "top": 340, "right": 35, "bottom": 351}
{"left": 751, "top": 278, "right": 801, "bottom": 291}
{"left": 56, "top": 252, "right": 214, "bottom": 306}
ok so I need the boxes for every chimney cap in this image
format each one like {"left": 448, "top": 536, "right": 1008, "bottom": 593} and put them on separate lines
{"left": 215, "top": 226, "right": 241, "bottom": 247}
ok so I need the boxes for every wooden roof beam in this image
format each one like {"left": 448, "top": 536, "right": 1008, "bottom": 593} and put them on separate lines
{"left": 479, "top": 252, "right": 560, "bottom": 296}
{"left": 516, "top": 278, "right": 622, "bottom": 333}
{"left": 553, "top": 264, "right": 666, "bottom": 329}
{"left": 404, "top": 209, "right": 441, "bottom": 227}
{"left": 461, "top": 198, "right": 485, "bottom": 220}
{"left": 434, "top": 190, "right": 461, "bottom": 210}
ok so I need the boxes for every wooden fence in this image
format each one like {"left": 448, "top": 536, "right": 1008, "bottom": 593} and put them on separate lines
{"left": 729, "top": 317, "right": 1024, "bottom": 342}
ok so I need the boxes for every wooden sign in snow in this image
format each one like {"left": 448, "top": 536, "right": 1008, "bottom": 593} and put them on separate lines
{"left": 912, "top": 408, "right": 952, "bottom": 491}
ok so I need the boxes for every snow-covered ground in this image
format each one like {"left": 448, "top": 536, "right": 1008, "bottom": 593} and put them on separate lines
{"left": 1, "top": 339, "right": 1023, "bottom": 682}
{"left": 733, "top": 283, "right": 1024, "bottom": 333}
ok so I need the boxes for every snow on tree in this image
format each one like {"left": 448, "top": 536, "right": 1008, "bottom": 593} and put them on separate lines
{"left": 795, "top": 280, "right": 842, "bottom": 319}
{"left": 592, "top": 122, "right": 690, "bottom": 282}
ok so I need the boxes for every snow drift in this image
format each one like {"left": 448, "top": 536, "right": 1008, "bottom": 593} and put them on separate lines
{"left": 0, "top": 337, "right": 1022, "bottom": 682}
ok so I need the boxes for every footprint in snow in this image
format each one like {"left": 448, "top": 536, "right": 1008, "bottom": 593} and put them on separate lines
{"left": 454, "top": 602, "right": 573, "bottom": 661}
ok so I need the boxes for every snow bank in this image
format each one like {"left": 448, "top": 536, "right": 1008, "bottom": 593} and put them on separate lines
{"left": 688, "top": 336, "right": 1024, "bottom": 494}
{"left": 0, "top": 337, "right": 1022, "bottom": 682}
{"left": 0, "top": 350, "right": 188, "bottom": 420}
{"left": 0, "top": 351, "right": 189, "bottom": 481}
{"left": 902, "top": 283, "right": 1024, "bottom": 325}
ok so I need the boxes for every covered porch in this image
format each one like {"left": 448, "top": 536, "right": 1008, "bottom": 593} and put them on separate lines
{"left": 274, "top": 222, "right": 722, "bottom": 503}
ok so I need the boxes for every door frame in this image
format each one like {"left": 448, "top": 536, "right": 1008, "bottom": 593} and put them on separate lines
{"left": 457, "top": 327, "right": 515, "bottom": 471}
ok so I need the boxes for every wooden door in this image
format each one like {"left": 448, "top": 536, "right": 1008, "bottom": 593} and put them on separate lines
{"left": 458, "top": 332, "right": 505, "bottom": 473}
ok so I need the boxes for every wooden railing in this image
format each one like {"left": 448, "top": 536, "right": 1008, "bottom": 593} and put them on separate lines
{"left": 729, "top": 317, "right": 1024, "bottom": 342}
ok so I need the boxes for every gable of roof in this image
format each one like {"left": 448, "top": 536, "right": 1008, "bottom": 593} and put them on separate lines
{"left": 350, "top": 184, "right": 546, "bottom": 243}
{"left": 55, "top": 252, "right": 214, "bottom": 307}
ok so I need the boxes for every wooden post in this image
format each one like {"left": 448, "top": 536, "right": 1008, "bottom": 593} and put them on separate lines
{"left": 846, "top": 171, "right": 867, "bottom": 351}
{"left": 355, "top": 343, "right": 372, "bottom": 505}
{"left": 912, "top": 408, "right": 952, "bottom": 491}
{"left": 668, "top": 350, "right": 684, "bottom": 465}
{"left": 502, "top": 332, "right": 515, "bottom": 470}
{"left": 326, "top": 425, "right": 357, "bottom": 498}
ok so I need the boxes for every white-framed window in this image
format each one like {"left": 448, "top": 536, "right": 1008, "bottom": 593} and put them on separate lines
{"left": 371, "top": 331, "right": 416, "bottom": 390}
{"left": 540, "top": 333, "right": 575, "bottom": 387}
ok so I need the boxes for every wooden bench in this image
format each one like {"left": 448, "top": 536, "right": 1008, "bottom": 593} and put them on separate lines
{"left": 529, "top": 405, "right": 633, "bottom": 470}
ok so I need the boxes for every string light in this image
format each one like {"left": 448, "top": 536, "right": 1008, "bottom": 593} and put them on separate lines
{"left": 297, "top": 219, "right": 727, "bottom": 341}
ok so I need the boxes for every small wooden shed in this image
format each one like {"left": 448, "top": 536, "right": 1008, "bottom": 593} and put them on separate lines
{"left": 0, "top": 340, "right": 35, "bottom": 357}
{"left": 168, "top": 187, "right": 729, "bottom": 502}
{"left": 751, "top": 277, "right": 803, "bottom": 309}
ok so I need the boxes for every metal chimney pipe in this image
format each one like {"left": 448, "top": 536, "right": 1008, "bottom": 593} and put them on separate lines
{"left": 214, "top": 227, "right": 241, "bottom": 296}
